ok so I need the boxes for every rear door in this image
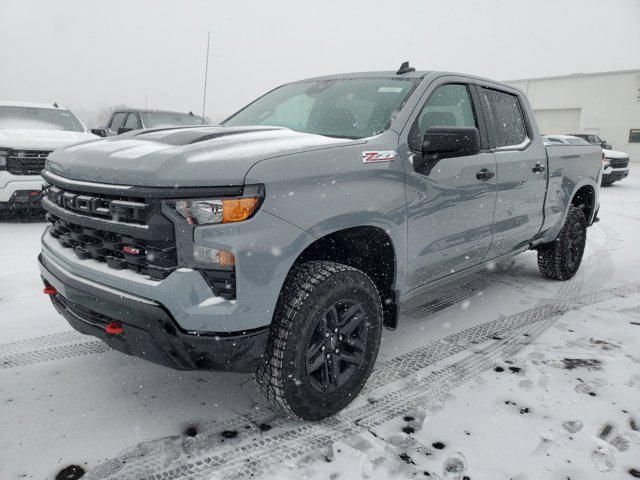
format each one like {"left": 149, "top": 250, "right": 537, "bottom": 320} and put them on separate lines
{"left": 403, "top": 79, "right": 497, "bottom": 290}
{"left": 478, "top": 86, "right": 547, "bottom": 259}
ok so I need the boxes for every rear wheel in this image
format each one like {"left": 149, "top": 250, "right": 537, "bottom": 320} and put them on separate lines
{"left": 537, "top": 206, "right": 587, "bottom": 280}
{"left": 256, "top": 261, "right": 382, "bottom": 421}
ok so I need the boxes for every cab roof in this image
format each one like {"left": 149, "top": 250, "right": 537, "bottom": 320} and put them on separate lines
{"left": 0, "top": 100, "right": 68, "bottom": 110}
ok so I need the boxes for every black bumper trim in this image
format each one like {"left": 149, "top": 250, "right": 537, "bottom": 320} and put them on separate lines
{"left": 603, "top": 170, "right": 629, "bottom": 182}
{"left": 39, "top": 253, "right": 268, "bottom": 372}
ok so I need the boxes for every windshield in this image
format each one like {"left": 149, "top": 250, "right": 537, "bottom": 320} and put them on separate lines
{"left": 223, "top": 78, "right": 420, "bottom": 139}
{"left": 142, "top": 112, "right": 206, "bottom": 128}
{"left": 0, "top": 106, "right": 84, "bottom": 132}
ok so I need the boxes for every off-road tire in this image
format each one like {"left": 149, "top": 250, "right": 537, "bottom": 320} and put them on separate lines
{"left": 537, "top": 206, "right": 587, "bottom": 280}
{"left": 255, "top": 261, "right": 383, "bottom": 421}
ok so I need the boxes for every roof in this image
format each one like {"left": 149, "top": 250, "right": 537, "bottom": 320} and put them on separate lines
{"left": 288, "top": 70, "right": 514, "bottom": 89}
{"left": 292, "top": 70, "right": 431, "bottom": 83}
{"left": 0, "top": 100, "right": 68, "bottom": 110}
{"left": 113, "top": 108, "right": 201, "bottom": 116}
{"left": 506, "top": 68, "right": 640, "bottom": 83}
{"left": 542, "top": 134, "right": 581, "bottom": 140}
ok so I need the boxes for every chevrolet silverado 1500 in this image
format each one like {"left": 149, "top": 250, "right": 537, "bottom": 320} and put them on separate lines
{"left": 39, "top": 64, "right": 602, "bottom": 420}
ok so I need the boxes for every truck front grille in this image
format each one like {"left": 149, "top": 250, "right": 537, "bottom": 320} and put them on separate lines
{"left": 609, "top": 158, "right": 629, "bottom": 169}
{"left": 47, "top": 213, "right": 178, "bottom": 280}
{"left": 45, "top": 185, "right": 149, "bottom": 225}
{"left": 6, "top": 149, "right": 51, "bottom": 175}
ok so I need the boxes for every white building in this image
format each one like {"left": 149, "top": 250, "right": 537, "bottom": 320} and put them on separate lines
{"left": 507, "top": 69, "right": 640, "bottom": 161}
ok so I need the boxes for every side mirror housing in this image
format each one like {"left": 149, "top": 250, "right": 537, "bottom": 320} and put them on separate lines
{"left": 413, "top": 126, "right": 481, "bottom": 173}
{"left": 422, "top": 126, "right": 480, "bottom": 158}
{"left": 91, "top": 128, "right": 107, "bottom": 137}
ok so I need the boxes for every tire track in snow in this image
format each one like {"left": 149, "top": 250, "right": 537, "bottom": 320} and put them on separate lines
{"left": 0, "top": 340, "right": 110, "bottom": 369}
{"left": 0, "top": 330, "right": 85, "bottom": 356}
{"left": 83, "top": 280, "right": 640, "bottom": 480}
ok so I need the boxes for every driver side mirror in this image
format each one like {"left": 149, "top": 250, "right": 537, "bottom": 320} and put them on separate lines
{"left": 91, "top": 128, "right": 107, "bottom": 137}
{"left": 413, "top": 126, "right": 481, "bottom": 172}
{"left": 422, "top": 126, "right": 480, "bottom": 158}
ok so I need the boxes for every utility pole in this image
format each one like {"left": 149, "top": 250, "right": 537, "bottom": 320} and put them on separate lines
{"left": 201, "top": 31, "right": 211, "bottom": 124}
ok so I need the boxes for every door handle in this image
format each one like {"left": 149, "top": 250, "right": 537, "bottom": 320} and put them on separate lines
{"left": 532, "top": 163, "right": 546, "bottom": 173}
{"left": 476, "top": 169, "right": 495, "bottom": 181}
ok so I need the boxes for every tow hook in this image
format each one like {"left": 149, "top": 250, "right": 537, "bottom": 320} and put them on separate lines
{"left": 43, "top": 286, "right": 57, "bottom": 295}
{"left": 105, "top": 321, "right": 124, "bottom": 335}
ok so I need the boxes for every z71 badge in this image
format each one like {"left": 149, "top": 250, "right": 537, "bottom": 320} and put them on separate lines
{"left": 362, "top": 151, "right": 396, "bottom": 163}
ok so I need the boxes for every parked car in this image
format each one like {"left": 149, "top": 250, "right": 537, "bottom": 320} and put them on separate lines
{"left": 39, "top": 65, "right": 602, "bottom": 420}
{"left": 569, "top": 133, "right": 612, "bottom": 150}
{"left": 544, "top": 135, "right": 630, "bottom": 186}
{"left": 0, "top": 101, "right": 97, "bottom": 213}
{"left": 91, "top": 109, "right": 207, "bottom": 137}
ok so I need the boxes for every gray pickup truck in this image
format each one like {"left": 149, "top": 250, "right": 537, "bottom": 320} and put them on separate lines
{"left": 39, "top": 64, "right": 602, "bottom": 420}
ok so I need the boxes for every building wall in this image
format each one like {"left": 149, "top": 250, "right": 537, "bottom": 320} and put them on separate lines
{"left": 507, "top": 70, "right": 640, "bottom": 161}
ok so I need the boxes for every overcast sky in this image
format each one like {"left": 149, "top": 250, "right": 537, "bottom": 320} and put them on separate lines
{"left": 1, "top": 0, "right": 639, "bottom": 126}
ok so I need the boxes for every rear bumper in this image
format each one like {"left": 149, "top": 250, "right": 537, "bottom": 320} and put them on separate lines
{"left": 39, "top": 252, "right": 268, "bottom": 372}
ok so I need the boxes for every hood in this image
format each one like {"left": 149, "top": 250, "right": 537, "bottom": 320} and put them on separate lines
{"left": 0, "top": 129, "right": 98, "bottom": 151}
{"left": 603, "top": 148, "right": 629, "bottom": 159}
{"left": 45, "top": 126, "right": 359, "bottom": 187}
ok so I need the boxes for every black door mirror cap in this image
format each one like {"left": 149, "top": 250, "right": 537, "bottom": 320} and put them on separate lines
{"left": 91, "top": 128, "right": 107, "bottom": 137}
{"left": 421, "top": 126, "right": 481, "bottom": 160}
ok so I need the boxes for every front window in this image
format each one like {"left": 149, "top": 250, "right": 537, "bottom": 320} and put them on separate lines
{"left": 0, "top": 106, "right": 84, "bottom": 132}
{"left": 141, "top": 112, "right": 206, "bottom": 128}
{"left": 223, "top": 78, "right": 420, "bottom": 139}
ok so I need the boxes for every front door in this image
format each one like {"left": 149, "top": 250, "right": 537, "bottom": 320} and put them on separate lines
{"left": 404, "top": 82, "right": 497, "bottom": 290}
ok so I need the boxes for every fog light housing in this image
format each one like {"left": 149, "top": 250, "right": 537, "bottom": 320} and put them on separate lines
{"left": 193, "top": 245, "right": 235, "bottom": 270}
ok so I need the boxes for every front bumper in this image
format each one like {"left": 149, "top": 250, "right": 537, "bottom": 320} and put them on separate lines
{"left": 602, "top": 166, "right": 629, "bottom": 182}
{"left": 0, "top": 172, "right": 43, "bottom": 204}
{"left": 39, "top": 252, "right": 268, "bottom": 372}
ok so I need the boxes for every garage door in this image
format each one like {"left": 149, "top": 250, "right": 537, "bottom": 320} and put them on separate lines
{"left": 532, "top": 108, "right": 581, "bottom": 135}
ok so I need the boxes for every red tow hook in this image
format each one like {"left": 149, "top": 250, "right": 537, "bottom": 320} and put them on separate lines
{"left": 105, "top": 321, "right": 124, "bottom": 335}
{"left": 43, "top": 286, "right": 57, "bottom": 295}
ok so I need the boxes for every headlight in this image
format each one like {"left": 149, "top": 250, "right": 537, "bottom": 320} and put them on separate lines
{"left": 164, "top": 190, "right": 263, "bottom": 225}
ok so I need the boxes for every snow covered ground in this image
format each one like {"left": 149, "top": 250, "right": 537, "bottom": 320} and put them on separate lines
{"left": 1, "top": 174, "right": 639, "bottom": 480}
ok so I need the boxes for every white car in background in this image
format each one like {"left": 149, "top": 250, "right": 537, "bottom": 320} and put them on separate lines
{"left": 0, "top": 101, "right": 98, "bottom": 213}
{"left": 543, "top": 134, "right": 630, "bottom": 187}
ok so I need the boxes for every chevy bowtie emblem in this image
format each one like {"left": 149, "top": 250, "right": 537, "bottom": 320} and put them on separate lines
{"left": 362, "top": 151, "right": 396, "bottom": 163}
{"left": 122, "top": 246, "right": 142, "bottom": 255}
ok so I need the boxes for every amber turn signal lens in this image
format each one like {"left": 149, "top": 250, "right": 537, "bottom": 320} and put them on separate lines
{"left": 218, "top": 250, "right": 235, "bottom": 268}
{"left": 222, "top": 197, "right": 261, "bottom": 223}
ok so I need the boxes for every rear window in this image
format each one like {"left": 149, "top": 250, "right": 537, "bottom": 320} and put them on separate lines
{"left": 0, "top": 106, "right": 84, "bottom": 132}
{"left": 481, "top": 89, "right": 528, "bottom": 148}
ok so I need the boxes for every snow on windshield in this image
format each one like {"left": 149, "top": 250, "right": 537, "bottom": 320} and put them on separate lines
{"left": 0, "top": 106, "right": 84, "bottom": 131}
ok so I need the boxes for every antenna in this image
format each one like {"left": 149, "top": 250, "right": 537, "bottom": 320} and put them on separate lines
{"left": 396, "top": 61, "right": 415, "bottom": 75}
{"left": 201, "top": 31, "right": 211, "bottom": 125}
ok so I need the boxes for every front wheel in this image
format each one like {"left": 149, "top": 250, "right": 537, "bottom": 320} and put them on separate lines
{"left": 537, "top": 206, "right": 587, "bottom": 280}
{"left": 256, "top": 261, "right": 382, "bottom": 421}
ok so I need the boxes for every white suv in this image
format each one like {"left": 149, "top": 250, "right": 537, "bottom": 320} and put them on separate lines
{"left": 0, "top": 101, "right": 97, "bottom": 212}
